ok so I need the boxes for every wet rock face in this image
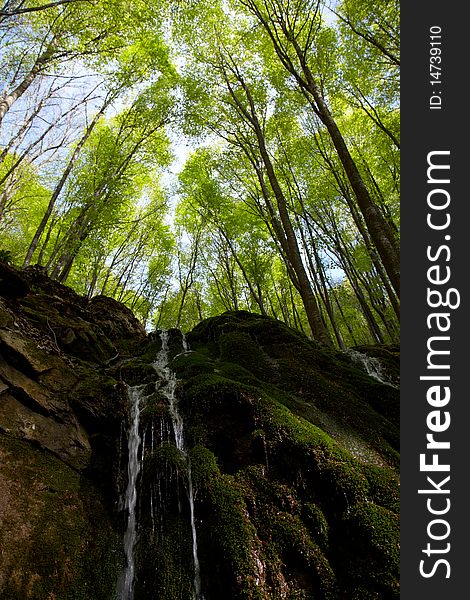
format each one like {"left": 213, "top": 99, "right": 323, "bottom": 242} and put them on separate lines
{"left": 0, "top": 264, "right": 146, "bottom": 471}
{"left": 0, "top": 267, "right": 400, "bottom": 600}
{"left": 175, "top": 311, "right": 400, "bottom": 599}
{"left": 0, "top": 263, "right": 144, "bottom": 599}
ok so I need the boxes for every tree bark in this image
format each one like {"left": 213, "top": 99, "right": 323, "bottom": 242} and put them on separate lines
{"left": 222, "top": 65, "right": 332, "bottom": 345}
{"left": 0, "top": 38, "right": 57, "bottom": 126}
{"left": 242, "top": 1, "right": 400, "bottom": 296}
{"left": 295, "top": 54, "right": 400, "bottom": 296}
{"left": 23, "top": 94, "right": 112, "bottom": 267}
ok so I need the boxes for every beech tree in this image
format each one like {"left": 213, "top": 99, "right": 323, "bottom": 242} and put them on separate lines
{"left": 0, "top": 0, "right": 400, "bottom": 344}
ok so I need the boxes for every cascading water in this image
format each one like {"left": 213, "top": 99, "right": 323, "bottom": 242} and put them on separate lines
{"left": 347, "top": 349, "right": 399, "bottom": 389}
{"left": 117, "top": 385, "right": 144, "bottom": 600}
{"left": 153, "top": 331, "right": 204, "bottom": 600}
{"left": 117, "top": 331, "right": 204, "bottom": 599}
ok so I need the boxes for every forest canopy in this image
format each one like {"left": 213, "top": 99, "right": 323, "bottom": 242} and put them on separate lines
{"left": 0, "top": 0, "right": 400, "bottom": 347}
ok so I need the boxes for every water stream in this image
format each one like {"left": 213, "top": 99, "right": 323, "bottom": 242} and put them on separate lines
{"left": 347, "top": 349, "right": 399, "bottom": 389}
{"left": 153, "top": 330, "right": 203, "bottom": 600}
{"left": 117, "top": 385, "right": 144, "bottom": 600}
{"left": 117, "top": 330, "right": 203, "bottom": 599}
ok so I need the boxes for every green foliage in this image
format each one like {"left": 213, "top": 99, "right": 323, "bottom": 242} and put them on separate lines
{"left": 1, "top": 0, "right": 399, "bottom": 342}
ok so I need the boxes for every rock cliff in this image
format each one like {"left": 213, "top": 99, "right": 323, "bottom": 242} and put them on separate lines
{"left": 0, "top": 263, "right": 399, "bottom": 599}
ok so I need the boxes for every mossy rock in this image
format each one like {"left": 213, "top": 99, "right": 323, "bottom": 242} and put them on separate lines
{"left": 175, "top": 312, "right": 400, "bottom": 599}
{"left": 144, "top": 443, "right": 188, "bottom": 479}
{"left": 302, "top": 503, "right": 330, "bottom": 549}
{"left": 1, "top": 289, "right": 401, "bottom": 600}
{"left": 71, "top": 371, "right": 126, "bottom": 430}
{"left": 219, "top": 331, "right": 277, "bottom": 381}
{"left": 134, "top": 512, "right": 194, "bottom": 600}
{"left": 172, "top": 350, "right": 215, "bottom": 378}
{"left": 189, "top": 444, "right": 220, "bottom": 491}
{"left": 334, "top": 503, "right": 400, "bottom": 598}
{"left": 0, "top": 435, "right": 120, "bottom": 600}
{"left": 183, "top": 311, "right": 399, "bottom": 468}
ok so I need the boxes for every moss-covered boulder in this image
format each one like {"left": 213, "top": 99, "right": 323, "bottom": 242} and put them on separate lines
{"left": 171, "top": 311, "right": 400, "bottom": 599}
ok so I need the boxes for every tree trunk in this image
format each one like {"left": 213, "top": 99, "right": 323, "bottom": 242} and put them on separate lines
{"left": 255, "top": 122, "right": 332, "bottom": 345}
{"left": 0, "top": 38, "right": 57, "bottom": 126}
{"left": 290, "top": 41, "right": 400, "bottom": 296}
{"left": 23, "top": 94, "right": 112, "bottom": 267}
{"left": 242, "top": 2, "right": 400, "bottom": 297}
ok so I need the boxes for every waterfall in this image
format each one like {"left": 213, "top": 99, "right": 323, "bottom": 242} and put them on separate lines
{"left": 117, "top": 331, "right": 203, "bottom": 599}
{"left": 117, "top": 385, "right": 143, "bottom": 600}
{"left": 153, "top": 330, "right": 203, "bottom": 600}
{"left": 347, "top": 349, "right": 398, "bottom": 389}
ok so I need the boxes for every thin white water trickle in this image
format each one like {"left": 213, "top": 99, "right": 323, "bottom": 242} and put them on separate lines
{"left": 154, "top": 330, "right": 203, "bottom": 600}
{"left": 118, "top": 385, "right": 143, "bottom": 600}
{"left": 347, "top": 349, "right": 398, "bottom": 389}
{"left": 187, "top": 464, "right": 203, "bottom": 598}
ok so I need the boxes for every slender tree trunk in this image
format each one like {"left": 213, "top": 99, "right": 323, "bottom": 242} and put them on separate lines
{"left": 219, "top": 228, "right": 267, "bottom": 315}
{"left": 87, "top": 259, "right": 101, "bottom": 298}
{"left": 220, "top": 63, "right": 332, "bottom": 344}
{"left": 0, "top": 96, "right": 46, "bottom": 164}
{"left": 23, "top": 94, "right": 112, "bottom": 267}
{"left": 291, "top": 41, "right": 400, "bottom": 296}
{"left": 310, "top": 131, "right": 401, "bottom": 322}
{"left": 0, "top": 38, "right": 57, "bottom": 126}
{"left": 242, "top": 2, "right": 400, "bottom": 296}
{"left": 341, "top": 254, "right": 384, "bottom": 344}
{"left": 330, "top": 283, "right": 359, "bottom": 346}
{"left": 256, "top": 129, "right": 332, "bottom": 344}
{"left": 341, "top": 186, "right": 400, "bottom": 321}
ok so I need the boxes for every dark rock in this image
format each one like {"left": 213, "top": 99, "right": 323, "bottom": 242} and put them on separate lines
{"left": 0, "top": 284, "right": 400, "bottom": 599}
{"left": 0, "top": 262, "right": 30, "bottom": 299}
{"left": 88, "top": 294, "right": 146, "bottom": 340}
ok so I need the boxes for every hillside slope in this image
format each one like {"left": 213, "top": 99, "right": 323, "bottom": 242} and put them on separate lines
{"left": 0, "top": 263, "right": 399, "bottom": 599}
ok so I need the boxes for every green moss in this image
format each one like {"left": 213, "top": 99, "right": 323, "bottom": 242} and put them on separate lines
{"left": 228, "top": 465, "right": 337, "bottom": 599}
{"left": 216, "top": 361, "right": 263, "bottom": 388}
{"left": 172, "top": 350, "right": 215, "bottom": 378}
{"left": 0, "top": 435, "right": 119, "bottom": 600}
{"left": 318, "top": 459, "right": 370, "bottom": 511}
{"left": 302, "top": 503, "right": 329, "bottom": 549}
{"left": 336, "top": 503, "right": 400, "bottom": 598}
{"left": 181, "top": 372, "right": 256, "bottom": 419}
{"left": 174, "top": 313, "right": 401, "bottom": 598}
{"left": 219, "top": 331, "right": 275, "bottom": 380}
{"left": 182, "top": 364, "right": 390, "bottom": 517}
{"left": 189, "top": 445, "right": 220, "bottom": 491}
{"left": 118, "top": 358, "right": 158, "bottom": 385}
{"left": 183, "top": 311, "right": 399, "bottom": 470}
{"left": 20, "top": 298, "right": 116, "bottom": 364}
{"left": 134, "top": 510, "right": 194, "bottom": 600}
{"left": 269, "top": 511, "right": 337, "bottom": 595}
{"left": 140, "top": 398, "right": 170, "bottom": 422}
{"left": 361, "top": 464, "right": 400, "bottom": 514}
{"left": 201, "top": 474, "right": 266, "bottom": 599}
{"left": 144, "top": 443, "right": 188, "bottom": 479}
{"left": 209, "top": 475, "right": 256, "bottom": 570}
